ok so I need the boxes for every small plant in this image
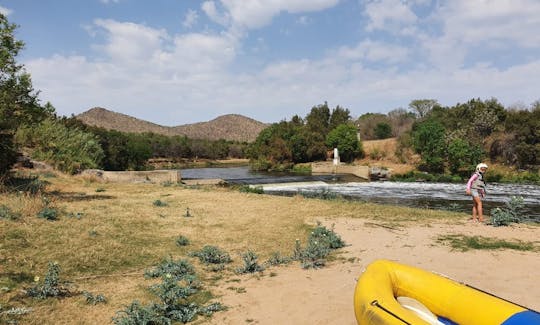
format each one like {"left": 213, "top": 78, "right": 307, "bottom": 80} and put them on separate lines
{"left": 292, "top": 223, "right": 346, "bottom": 269}
{"left": 236, "top": 250, "right": 265, "bottom": 274}
{"left": 113, "top": 301, "right": 167, "bottom": 325}
{"left": 490, "top": 196, "right": 526, "bottom": 226}
{"left": 184, "top": 207, "right": 192, "bottom": 217}
{"left": 176, "top": 235, "right": 190, "bottom": 247}
{"left": 37, "top": 207, "right": 58, "bottom": 220}
{"left": 266, "top": 251, "right": 291, "bottom": 266}
{"left": 88, "top": 229, "right": 98, "bottom": 237}
{"left": 144, "top": 257, "right": 196, "bottom": 281}
{"left": 27, "top": 262, "right": 70, "bottom": 299}
{"left": 238, "top": 185, "right": 264, "bottom": 194}
{"left": 190, "top": 246, "right": 232, "bottom": 265}
{"left": 153, "top": 199, "right": 168, "bottom": 207}
{"left": 95, "top": 187, "right": 106, "bottom": 192}
{"left": 82, "top": 291, "right": 107, "bottom": 305}
{"left": 0, "top": 204, "right": 21, "bottom": 220}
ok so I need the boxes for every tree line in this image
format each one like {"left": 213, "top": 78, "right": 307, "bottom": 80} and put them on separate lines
{"left": 1, "top": 13, "right": 538, "bottom": 178}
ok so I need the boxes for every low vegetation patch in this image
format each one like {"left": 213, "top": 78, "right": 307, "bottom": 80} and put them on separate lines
{"left": 490, "top": 196, "right": 528, "bottom": 226}
{"left": 436, "top": 234, "right": 537, "bottom": 252}
{"left": 292, "top": 223, "right": 346, "bottom": 269}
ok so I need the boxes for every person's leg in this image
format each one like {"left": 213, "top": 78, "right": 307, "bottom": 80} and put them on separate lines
{"left": 472, "top": 196, "right": 483, "bottom": 222}
{"left": 471, "top": 192, "right": 478, "bottom": 221}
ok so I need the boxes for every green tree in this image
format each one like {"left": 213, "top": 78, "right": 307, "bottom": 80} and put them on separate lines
{"left": 329, "top": 105, "right": 351, "bottom": 130}
{"left": 0, "top": 14, "right": 52, "bottom": 175}
{"left": 374, "top": 122, "right": 392, "bottom": 139}
{"left": 326, "top": 124, "right": 363, "bottom": 163}
{"left": 306, "top": 102, "right": 330, "bottom": 135}
{"left": 16, "top": 118, "right": 104, "bottom": 174}
{"left": 411, "top": 119, "right": 446, "bottom": 173}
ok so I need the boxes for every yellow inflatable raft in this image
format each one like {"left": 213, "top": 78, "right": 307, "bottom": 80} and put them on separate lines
{"left": 354, "top": 260, "right": 540, "bottom": 325}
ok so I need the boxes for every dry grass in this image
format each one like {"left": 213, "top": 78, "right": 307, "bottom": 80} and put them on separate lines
{"left": 0, "top": 170, "right": 464, "bottom": 324}
{"left": 357, "top": 138, "right": 417, "bottom": 175}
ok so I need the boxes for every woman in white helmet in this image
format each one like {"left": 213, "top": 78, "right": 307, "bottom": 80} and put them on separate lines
{"left": 466, "top": 163, "right": 488, "bottom": 222}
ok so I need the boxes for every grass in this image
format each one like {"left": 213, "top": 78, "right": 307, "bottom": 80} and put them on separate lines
{"left": 0, "top": 170, "right": 470, "bottom": 324}
{"left": 436, "top": 234, "right": 539, "bottom": 252}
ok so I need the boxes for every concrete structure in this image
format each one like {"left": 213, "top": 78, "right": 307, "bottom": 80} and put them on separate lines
{"left": 311, "top": 162, "right": 369, "bottom": 180}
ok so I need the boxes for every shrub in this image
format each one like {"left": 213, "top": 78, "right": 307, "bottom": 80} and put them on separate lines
{"left": 266, "top": 251, "right": 291, "bottom": 266}
{"left": 292, "top": 223, "right": 346, "bottom": 269}
{"left": 153, "top": 199, "right": 168, "bottom": 207}
{"left": 112, "top": 301, "right": 167, "bottom": 325}
{"left": 82, "top": 291, "right": 107, "bottom": 305}
{"left": 190, "top": 246, "right": 232, "bottom": 265}
{"left": 236, "top": 251, "right": 265, "bottom": 274}
{"left": 176, "top": 235, "right": 190, "bottom": 247}
{"left": 490, "top": 196, "right": 526, "bottom": 226}
{"left": 27, "top": 262, "right": 70, "bottom": 299}
{"left": 144, "top": 257, "right": 196, "bottom": 281}
{"left": 36, "top": 207, "right": 58, "bottom": 221}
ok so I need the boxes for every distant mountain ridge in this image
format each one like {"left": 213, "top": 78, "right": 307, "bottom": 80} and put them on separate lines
{"left": 76, "top": 107, "right": 268, "bottom": 142}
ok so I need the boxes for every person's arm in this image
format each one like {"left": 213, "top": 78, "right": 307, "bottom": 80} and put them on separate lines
{"left": 466, "top": 174, "right": 478, "bottom": 193}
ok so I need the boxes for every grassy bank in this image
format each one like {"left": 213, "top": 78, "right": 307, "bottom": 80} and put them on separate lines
{"left": 0, "top": 170, "right": 466, "bottom": 324}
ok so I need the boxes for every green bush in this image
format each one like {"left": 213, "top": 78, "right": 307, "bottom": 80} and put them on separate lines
{"left": 27, "top": 262, "right": 70, "bottom": 299}
{"left": 176, "top": 235, "right": 190, "bottom": 247}
{"left": 236, "top": 250, "right": 265, "bottom": 274}
{"left": 82, "top": 291, "right": 107, "bottom": 305}
{"left": 37, "top": 207, "right": 58, "bottom": 221}
{"left": 190, "top": 246, "right": 232, "bottom": 265}
{"left": 292, "top": 223, "right": 346, "bottom": 269}
{"left": 490, "top": 196, "right": 526, "bottom": 226}
{"left": 144, "top": 257, "right": 196, "bottom": 281}
{"left": 153, "top": 199, "right": 168, "bottom": 207}
{"left": 266, "top": 251, "right": 291, "bottom": 266}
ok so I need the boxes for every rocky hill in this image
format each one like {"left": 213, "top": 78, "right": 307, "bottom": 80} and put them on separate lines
{"left": 76, "top": 107, "right": 268, "bottom": 142}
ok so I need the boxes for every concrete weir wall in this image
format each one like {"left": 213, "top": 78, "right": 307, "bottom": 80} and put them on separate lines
{"left": 311, "top": 162, "right": 369, "bottom": 180}
{"left": 83, "top": 169, "right": 181, "bottom": 183}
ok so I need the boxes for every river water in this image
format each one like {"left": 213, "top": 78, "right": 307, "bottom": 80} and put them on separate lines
{"left": 180, "top": 167, "right": 540, "bottom": 220}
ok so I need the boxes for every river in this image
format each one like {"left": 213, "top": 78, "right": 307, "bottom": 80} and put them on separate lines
{"left": 180, "top": 167, "right": 540, "bottom": 220}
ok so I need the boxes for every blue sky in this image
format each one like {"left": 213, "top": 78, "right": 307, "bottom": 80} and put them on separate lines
{"left": 1, "top": 0, "right": 539, "bottom": 125}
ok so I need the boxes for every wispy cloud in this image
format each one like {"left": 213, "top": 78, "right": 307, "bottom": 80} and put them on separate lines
{"left": 182, "top": 9, "right": 199, "bottom": 28}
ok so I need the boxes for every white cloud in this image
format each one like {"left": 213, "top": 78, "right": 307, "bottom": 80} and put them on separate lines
{"left": 92, "top": 19, "right": 167, "bottom": 63}
{"left": 337, "top": 39, "right": 410, "bottom": 64}
{"left": 202, "top": 1, "right": 230, "bottom": 26}
{"left": 0, "top": 6, "right": 13, "bottom": 16}
{"left": 99, "top": 0, "right": 120, "bottom": 4}
{"left": 364, "top": 0, "right": 417, "bottom": 33}
{"left": 20, "top": 1, "right": 540, "bottom": 125}
{"left": 436, "top": 0, "right": 540, "bottom": 47}
{"left": 203, "top": 0, "right": 339, "bottom": 29}
{"left": 183, "top": 9, "right": 199, "bottom": 28}
{"left": 416, "top": 0, "right": 540, "bottom": 70}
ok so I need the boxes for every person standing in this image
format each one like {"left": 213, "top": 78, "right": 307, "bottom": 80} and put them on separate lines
{"left": 466, "top": 163, "right": 488, "bottom": 222}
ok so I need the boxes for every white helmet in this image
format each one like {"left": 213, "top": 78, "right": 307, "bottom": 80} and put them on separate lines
{"left": 476, "top": 163, "right": 488, "bottom": 171}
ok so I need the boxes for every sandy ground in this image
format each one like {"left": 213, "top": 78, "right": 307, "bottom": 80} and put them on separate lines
{"left": 207, "top": 218, "right": 540, "bottom": 325}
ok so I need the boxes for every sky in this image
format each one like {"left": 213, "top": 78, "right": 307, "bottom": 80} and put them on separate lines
{"left": 1, "top": 0, "right": 539, "bottom": 126}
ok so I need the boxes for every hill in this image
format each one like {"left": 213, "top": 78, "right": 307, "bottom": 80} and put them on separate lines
{"left": 76, "top": 107, "right": 268, "bottom": 142}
